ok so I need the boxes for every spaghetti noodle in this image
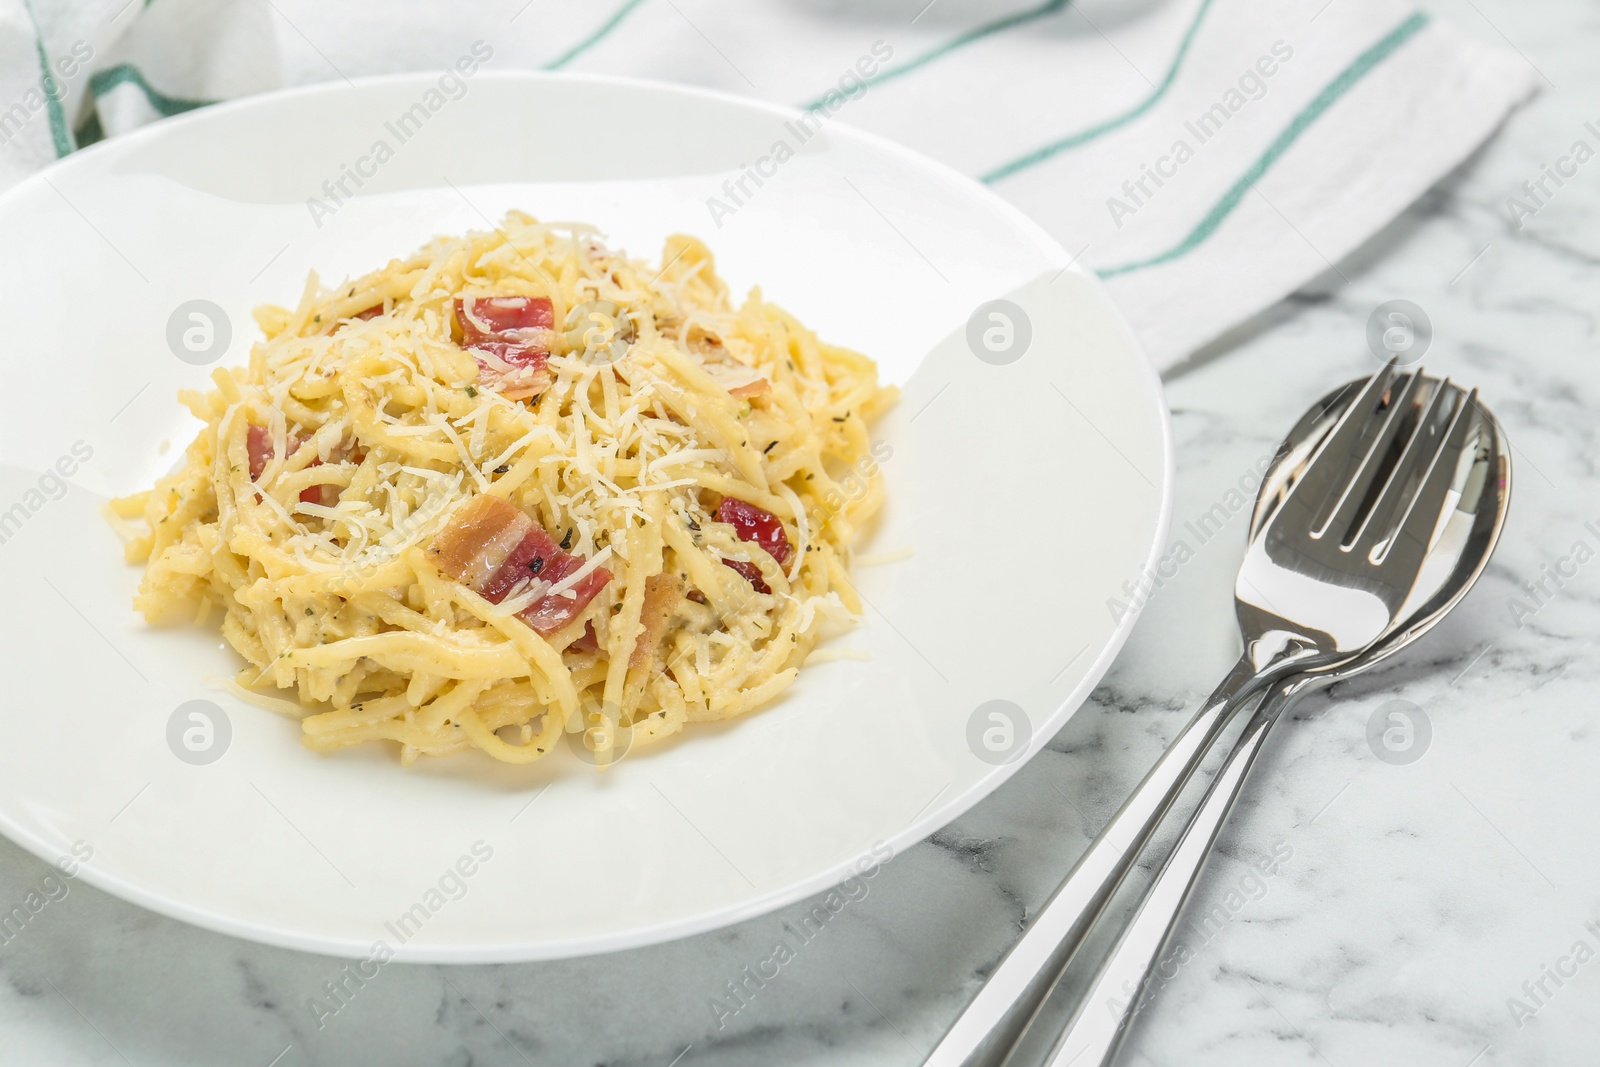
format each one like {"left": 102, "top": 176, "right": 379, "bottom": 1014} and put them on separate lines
{"left": 111, "top": 213, "right": 895, "bottom": 767}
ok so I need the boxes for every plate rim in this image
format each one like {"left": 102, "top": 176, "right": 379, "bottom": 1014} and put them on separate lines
{"left": 0, "top": 68, "right": 1175, "bottom": 962}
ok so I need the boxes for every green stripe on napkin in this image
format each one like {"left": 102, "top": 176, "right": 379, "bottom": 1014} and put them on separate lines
{"left": 984, "top": 0, "right": 1215, "bottom": 182}
{"left": 1097, "top": 10, "right": 1429, "bottom": 279}
{"left": 90, "top": 63, "right": 213, "bottom": 116}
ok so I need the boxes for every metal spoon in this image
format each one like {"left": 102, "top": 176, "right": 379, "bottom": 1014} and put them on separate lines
{"left": 927, "top": 363, "right": 1486, "bottom": 1067}
{"left": 1035, "top": 378, "right": 1510, "bottom": 1067}
{"left": 986, "top": 377, "right": 1378, "bottom": 1067}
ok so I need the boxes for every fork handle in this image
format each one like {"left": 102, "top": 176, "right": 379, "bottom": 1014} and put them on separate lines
{"left": 1035, "top": 675, "right": 1311, "bottom": 1067}
{"left": 923, "top": 654, "right": 1274, "bottom": 1067}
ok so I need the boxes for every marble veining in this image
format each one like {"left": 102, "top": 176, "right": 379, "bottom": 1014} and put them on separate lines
{"left": 5, "top": 0, "right": 1600, "bottom": 1064}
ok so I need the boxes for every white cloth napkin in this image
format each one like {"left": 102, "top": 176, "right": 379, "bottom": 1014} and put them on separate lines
{"left": 1, "top": 0, "right": 1538, "bottom": 369}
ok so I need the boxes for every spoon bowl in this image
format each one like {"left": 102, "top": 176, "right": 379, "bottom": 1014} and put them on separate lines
{"left": 1251, "top": 377, "right": 1510, "bottom": 688}
{"left": 1038, "top": 376, "right": 1511, "bottom": 1067}
{"left": 929, "top": 363, "right": 1498, "bottom": 1067}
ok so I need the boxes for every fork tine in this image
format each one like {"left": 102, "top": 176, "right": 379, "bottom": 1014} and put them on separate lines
{"left": 1344, "top": 376, "right": 1455, "bottom": 549}
{"left": 1282, "top": 359, "right": 1406, "bottom": 517}
{"left": 1312, "top": 370, "right": 1427, "bottom": 541}
{"left": 1369, "top": 387, "right": 1481, "bottom": 566}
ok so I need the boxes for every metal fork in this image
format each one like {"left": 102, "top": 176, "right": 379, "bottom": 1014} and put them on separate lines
{"left": 925, "top": 363, "right": 1473, "bottom": 1067}
{"left": 1029, "top": 378, "right": 1502, "bottom": 1067}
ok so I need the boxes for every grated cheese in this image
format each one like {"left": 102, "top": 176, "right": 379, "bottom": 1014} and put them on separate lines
{"left": 114, "top": 211, "right": 897, "bottom": 768}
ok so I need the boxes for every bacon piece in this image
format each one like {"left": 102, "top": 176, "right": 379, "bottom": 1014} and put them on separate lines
{"left": 299, "top": 443, "right": 364, "bottom": 506}
{"left": 717, "top": 497, "right": 791, "bottom": 593}
{"left": 570, "top": 622, "right": 600, "bottom": 655}
{"left": 298, "top": 484, "right": 340, "bottom": 507}
{"left": 246, "top": 425, "right": 358, "bottom": 507}
{"left": 729, "top": 378, "right": 770, "bottom": 399}
{"left": 469, "top": 341, "right": 550, "bottom": 402}
{"left": 454, "top": 296, "right": 555, "bottom": 402}
{"left": 354, "top": 304, "right": 384, "bottom": 321}
{"left": 721, "top": 559, "right": 770, "bottom": 595}
{"left": 478, "top": 522, "right": 574, "bottom": 605}
{"left": 457, "top": 296, "right": 554, "bottom": 342}
{"left": 430, "top": 495, "right": 612, "bottom": 636}
{"left": 717, "top": 497, "right": 791, "bottom": 564}
{"left": 508, "top": 526, "right": 613, "bottom": 636}
{"left": 693, "top": 349, "right": 768, "bottom": 400}
{"left": 246, "top": 425, "right": 314, "bottom": 480}
{"left": 246, "top": 424, "right": 277, "bottom": 481}
{"left": 630, "top": 573, "right": 685, "bottom": 669}
{"left": 470, "top": 340, "right": 543, "bottom": 368}
{"left": 428, "top": 494, "right": 531, "bottom": 590}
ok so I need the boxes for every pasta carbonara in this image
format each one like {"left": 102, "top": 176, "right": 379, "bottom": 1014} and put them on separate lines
{"left": 111, "top": 213, "right": 895, "bottom": 767}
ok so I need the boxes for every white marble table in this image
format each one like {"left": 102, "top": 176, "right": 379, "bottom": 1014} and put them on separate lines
{"left": 4, "top": 1, "right": 1597, "bottom": 1064}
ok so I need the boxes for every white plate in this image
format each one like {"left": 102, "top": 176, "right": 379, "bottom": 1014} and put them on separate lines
{"left": 0, "top": 72, "right": 1171, "bottom": 962}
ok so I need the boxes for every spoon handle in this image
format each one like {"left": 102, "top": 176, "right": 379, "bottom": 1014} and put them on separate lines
{"left": 1034, "top": 677, "right": 1302, "bottom": 1067}
{"left": 923, "top": 655, "right": 1266, "bottom": 1067}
